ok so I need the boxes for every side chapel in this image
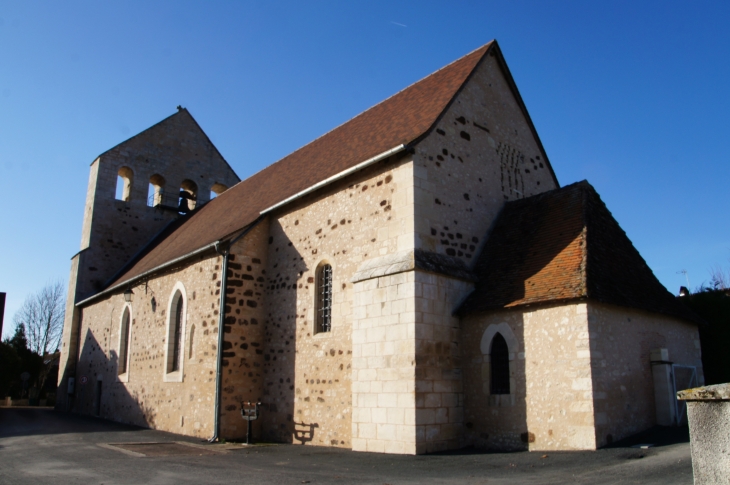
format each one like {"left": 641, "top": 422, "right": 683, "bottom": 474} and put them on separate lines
{"left": 57, "top": 41, "right": 704, "bottom": 454}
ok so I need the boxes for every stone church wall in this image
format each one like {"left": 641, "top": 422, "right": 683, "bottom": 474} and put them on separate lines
{"left": 218, "top": 220, "right": 270, "bottom": 440}
{"left": 58, "top": 111, "right": 239, "bottom": 413}
{"left": 412, "top": 53, "right": 558, "bottom": 266}
{"left": 259, "top": 154, "right": 415, "bottom": 448}
{"left": 71, "top": 251, "right": 223, "bottom": 439}
{"left": 412, "top": 271, "right": 473, "bottom": 453}
{"left": 587, "top": 302, "right": 704, "bottom": 447}
{"left": 351, "top": 271, "right": 418, "bottom": 454}
{"left": 461, "top": 303, "right": 598, "bottom": 451}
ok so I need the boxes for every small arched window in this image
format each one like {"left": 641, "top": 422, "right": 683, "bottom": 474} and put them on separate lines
{"left": 210, "top": 182, "right": 228, "bottom": 200}
{"left": 167, "top": 291, "right": 185, "bottom": 373}
{"left": 115, "top": 166, "right": 134, "bottom": 202}
{"left": 490, "top": 333, "right": 510, "bottom": 395}
{"left": 147, "top": 174, "right": 166, "bottom": 207}
{"left": 315, "top": 263, "right": 333, "bottom": 334}
{"left": 178, "top": 179, "right": 198, "bottom": 213}
{"left": 118, "top": 307, "right": 131, "bottom": 375}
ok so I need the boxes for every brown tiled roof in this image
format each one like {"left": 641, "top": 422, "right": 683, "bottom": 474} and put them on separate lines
{"left": 458, "top": 181, "right": 702, "bottom": 325}
{"left": 106, "top": 42, "right": 496, "bottom": 290}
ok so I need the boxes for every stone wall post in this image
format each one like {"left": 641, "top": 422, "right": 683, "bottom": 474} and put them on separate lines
{"left": 677, "top": 383, "right": 730, "bottom": 484}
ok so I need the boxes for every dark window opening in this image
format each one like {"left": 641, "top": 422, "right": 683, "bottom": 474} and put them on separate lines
{"left": 178, "top": 179, "right": 198, "bottom": 213}
{"left": 171, "top": 294, "right": 183, "bottom": 372}
{"left": 316, "top": 264, "right": 332, "bottom": 333}
{"left": 490, "top": 333, "right": 510, "bottom": 394}
{"left": 118, "top": 308, "right": 131, "bottom": 375}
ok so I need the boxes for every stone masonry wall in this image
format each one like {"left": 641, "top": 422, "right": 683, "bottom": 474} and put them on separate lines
{"left": 413, "top": 272, "right": 473, "bottom": 453}
{"left": 71, "top": 251, "right": 223, "bottom": 439}
{"left": 412, "top": 52, "right": 558, "bottom": 266}
{"left": 78, "top": 110, "right": 239, "bottom": 299}
{"left": 352, "top": 272, "right": 418, "bottom": 454}
{"left": 218, "top": 220, "right": 270, "bottom": 440}
{"left": 260, "top": 155, "right": 414, "bottom": 448}
{"left": 587, "top": 302, "right": 704, "bottom": 447}
{"left": 59, "top": 110, "right": 239, "bottom": 410}
{"left": 462, "top": 303, "right": 597, "bottom": 451}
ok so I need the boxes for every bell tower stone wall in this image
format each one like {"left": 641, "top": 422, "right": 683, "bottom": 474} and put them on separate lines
{"left": 57, "top": 109, "right": 239, "bottom": 412}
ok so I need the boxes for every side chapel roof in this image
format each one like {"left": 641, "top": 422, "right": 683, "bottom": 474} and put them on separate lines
{"left": 457, "top": 181, "right": 702, "bottom": 325}
{"left": 106, "top": 40, "right": 554, "bottom": 291}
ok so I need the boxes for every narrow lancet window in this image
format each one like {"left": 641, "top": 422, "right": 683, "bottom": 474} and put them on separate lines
{"left": 171, "top": 295, "right": 183, "bottom": 372}
{"left": 490, "top": 333, "right": 510, "bottom": 394}
{"left": 118, "top": 307, "right": 131, "bottom": 375}
{"left": 316, "top": 263, "right": 333, "bottom": 333}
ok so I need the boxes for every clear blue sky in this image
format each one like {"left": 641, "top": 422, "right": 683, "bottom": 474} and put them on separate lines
{"left": 1, "top": 1, "right": 729, "bottom": 338}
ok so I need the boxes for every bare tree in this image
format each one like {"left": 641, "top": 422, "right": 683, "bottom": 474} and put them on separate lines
{"left": 709, "top": 264, "right": 730, "bottom": 290}
{"left": 12, "top": 281, "right": 65, "bottom": 356}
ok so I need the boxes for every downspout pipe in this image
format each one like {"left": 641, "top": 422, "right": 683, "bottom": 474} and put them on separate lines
{"left": 209, "top": 217, "right": 264, "bottom": 443}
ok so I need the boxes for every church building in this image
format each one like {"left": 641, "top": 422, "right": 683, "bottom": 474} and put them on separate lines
{"left": 57, "top": 41, "right": 703, "bottom": 454}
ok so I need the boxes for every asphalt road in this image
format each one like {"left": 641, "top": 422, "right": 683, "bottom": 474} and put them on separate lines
{"left": 0, "top": 407, "right": 694, "bottom": 484}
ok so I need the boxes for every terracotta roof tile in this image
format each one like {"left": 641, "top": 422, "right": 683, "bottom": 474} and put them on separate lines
{"left": 107, "top": 42, "right": 495, "bottom": 289}
{"left": 458, "top": 181, "right": 702, "bottom": 325}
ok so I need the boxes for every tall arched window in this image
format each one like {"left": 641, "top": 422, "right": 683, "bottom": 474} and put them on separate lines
{"left": 147, "top": 174, "right": 166, "bottom": 207}
{"left": 170, "top": 294, "right": 183, "bottom": 372}
{"left": 490, "top": 333, "right": 510, "bottom": 395}
{"left": 115, "top": 166, "right": 134, "bottom": 202}
{"left": 118, "top": 306, "right": 131, "bottom": 376}
{"left": 164, "top": 285, "right": 187, "bottom": 381}
{"left": 315, "top": 263, "right": 333, "bottom": 334}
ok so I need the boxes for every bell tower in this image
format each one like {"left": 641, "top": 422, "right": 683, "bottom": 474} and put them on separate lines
{"left": 57, "top": 108, "right": 240, "bottom": 410}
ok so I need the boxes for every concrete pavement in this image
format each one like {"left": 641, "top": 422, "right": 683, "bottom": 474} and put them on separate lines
{"left": 0, "top": 407, "right": 694, "bottom": 484}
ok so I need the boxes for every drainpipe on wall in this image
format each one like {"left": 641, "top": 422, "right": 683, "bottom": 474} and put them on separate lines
{"left": 209, "top": 217, "right": 264, "bottom": 443}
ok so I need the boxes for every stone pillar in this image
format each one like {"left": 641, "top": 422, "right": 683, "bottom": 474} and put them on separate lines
{"left": 650, "top": 348, "right": 677, "bottom": 426}
{"left": 677, "top": 383, "right": 730, "bottom": 484}
{"left": 351, "top": 271, "right": 417, "bottom": 454}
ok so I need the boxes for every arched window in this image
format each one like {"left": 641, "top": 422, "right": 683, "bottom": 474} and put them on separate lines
{"left": 210, "top": 182, "right": 228, "bottom": 200}
{"left": 164, "top": 285, "right": 187, "bottom": 381}
{"left": 170, "top": 294, "right": 184, "bottom": 372}
{"left": 315, "top": 263, "right": 333, "bottom": 334}
{"left": 490, "top": 333, "right": 510, "bottom": 395}
{"left": 178, "top": 179, "right": 198, "bottom": 213}
{"left": 118, "top": 306, "right": 131, "bottom": 375}
{"left": 115, "top": 166, "right": 134, "bottom": 202}
{"left": 147, "top": 174, "right": 166, "bottom": 207}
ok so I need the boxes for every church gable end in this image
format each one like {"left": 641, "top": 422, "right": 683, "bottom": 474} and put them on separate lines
{"left": 412, "top": 45, "right": 559, "bottom": 266}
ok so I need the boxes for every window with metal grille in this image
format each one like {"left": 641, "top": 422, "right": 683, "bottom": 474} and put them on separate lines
{"left": 118, "top": 307, "right": 131, "bottom": 375}
{"left": 170, "top": 293, "right": 183, "bottom": 372}
{"left": 490, "top": 333, "right": 510, "bottom": 394}
{"left": 316, "top": 264, "right": 333, "bottom": 333}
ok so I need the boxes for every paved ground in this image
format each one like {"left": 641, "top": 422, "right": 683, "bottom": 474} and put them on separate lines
{"left": 0, "top": 407, "right": 694, "bottom": 484}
